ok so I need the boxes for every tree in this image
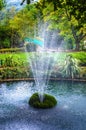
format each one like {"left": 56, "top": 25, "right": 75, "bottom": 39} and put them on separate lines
{"left": 39, "top": 0, "right": 86, "bottom": 50}
{"left": 0, "top": 7, "right": 21, "bottom": 48}
{"left": 9, "top": 4, "right": 38, "bottom": 40}
{"left": 61, "top": 0, "right": 86, "bottom": 50}
{"left": 0, "top": 0, "right": 6, "bottom": 10}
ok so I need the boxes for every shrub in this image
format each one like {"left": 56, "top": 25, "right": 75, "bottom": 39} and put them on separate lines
{"left": 3, "top": 38, "right": 11, "bottom": 48}
{"left": 70, "top": 52, "right": 86, "bottom": 66}
{"left": 63, "top": 54, "right": 80, "bottom": 78}
{"left": 29, "top": 93, "right": 57, "bottom": 109}
{"left": 0, "top": 67, "right": 30, "bottom": 79}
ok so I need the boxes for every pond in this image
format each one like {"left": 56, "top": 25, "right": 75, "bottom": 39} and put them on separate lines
{"left": 0, "top": 81, "right": 86, "bottom": 130}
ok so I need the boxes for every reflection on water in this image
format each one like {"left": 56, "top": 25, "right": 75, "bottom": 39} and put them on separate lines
{"left": 0, "top": 81, "right": 86, "bottom": 130}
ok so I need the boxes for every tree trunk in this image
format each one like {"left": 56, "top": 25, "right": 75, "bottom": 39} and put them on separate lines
{"left": 71, "top": 26, "right": 80, "bottom": 51}
{"left": 53, "top": 1, "right": 57, "bottom": 11}
{"left": 75, "top": 39, "right": 80, "bottom": 51}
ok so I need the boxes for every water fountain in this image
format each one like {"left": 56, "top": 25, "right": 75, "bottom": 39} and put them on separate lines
{"left": 0, "top": 1, "right": 86, "bottom": 130}
{"left": 25, "top": 26, "right": 59, "bottom": 108}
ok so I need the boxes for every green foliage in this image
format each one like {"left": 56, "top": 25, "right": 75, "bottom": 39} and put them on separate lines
{"left": 29, "top": 93, "right": 57, "bottom": 109}
{"left": 63, "top": 55, "right": 80, "bottom": 78}
{"left": 4, "top": 55, "right": 25, "bottom": 67}
{"left": 0, "top": 0, "right": 86, "bottom": 50}
{"left": 0, "top": 26, "right": 11, "bottom": 48}
{"left": 39, "top": 0, "right": 86, "bottom": 50}
{"left": 80, "top": 67, "right": 86, "bottom": 78}
{"left": 9, "top": 4, "right": 38, "bottom": 40}
{"left": 0, "top": 67, "right": 30, "bottom": 79}
{"left": 0, "top": 51, "right": 85, "bottom": 80}
{"left": 0, "top": 25, "right": 21, "bottom": 48}
{"left": 0, "top": 51, "right": 85, "bottom": 67}
{"left": 0, "top": 53, "right": 27, "bottom": 68}
{"left": 0, "top": 8, "right": 21, "bottom": 48}
{"left": 70, "top": 52, "right": 86, "bottom": 66}
{"left": 51, "top": 52, "right": 86, "bottom": 79}
{"left": 2, "top": 38, "right": 11, "bottom": 48}
{"left": 0, "top": 0, "right": 6, "bottom": 10}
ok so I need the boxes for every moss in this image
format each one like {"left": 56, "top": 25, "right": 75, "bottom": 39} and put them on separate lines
{"left": 29, "top": 93, "right": 57, "bottom": 109}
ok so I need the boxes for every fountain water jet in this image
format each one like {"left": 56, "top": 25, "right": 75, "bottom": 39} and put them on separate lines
{"left": 25, "top": 24, "right": 58, "bottom": 108}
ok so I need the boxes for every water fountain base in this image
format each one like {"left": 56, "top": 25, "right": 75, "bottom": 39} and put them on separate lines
{"left": 29, "top": 93, "right": 57, "bottom": 109}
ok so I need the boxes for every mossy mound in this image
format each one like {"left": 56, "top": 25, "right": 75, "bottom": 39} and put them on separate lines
{"left": 29, "top": 93, "right": 57, "bottom": 109}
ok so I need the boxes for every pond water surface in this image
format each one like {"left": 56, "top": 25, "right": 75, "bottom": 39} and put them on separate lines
{"left": 0, "top": 81, "right": 86, "bottom": 130}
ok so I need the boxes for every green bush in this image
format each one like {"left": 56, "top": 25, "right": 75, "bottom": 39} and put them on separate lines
{"left": 0, "top": 67, "right": 30, "bottom": 79}
{"left": 70, "top": 52, "right": 86, "bottom": 66}
{"left": 62, "top": 54, "right": 80, "bottom": 78}
{"left": 80, "top": 67, "right": 86, "bottom": 78}
{"left": 29, "top": 93, "right": 57, "bottom": 109}
{"left": 0, "top": 54, "right": 26, "bottom": 68}
{"left": 3, "top": 38, "right": 11, "bottom": 48}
